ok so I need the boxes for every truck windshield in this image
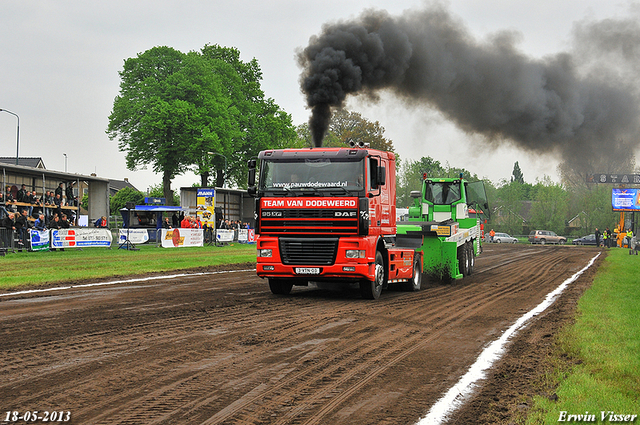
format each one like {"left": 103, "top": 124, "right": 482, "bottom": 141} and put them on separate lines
{"left": 425, "top": 181, "right": 461, "bottom": 205}
{"left": 260, "top": 158, "right": 365, "bottom": 194}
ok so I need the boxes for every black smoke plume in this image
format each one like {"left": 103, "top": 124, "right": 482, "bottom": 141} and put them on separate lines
{"left": 298, "top": 4, "right": 640, "bottom": 166}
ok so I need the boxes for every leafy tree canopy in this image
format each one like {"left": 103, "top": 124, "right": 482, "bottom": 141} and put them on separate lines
{"left": 109, "top": 187, "right": 145, "bottom": 214}
{"left": 297, "top": 108, "right": 395, "bottom": 152}
{"left": 107, "top": 45, "right": 297, "bottom": 204}
{"left": 396, "top": 156, "right": 479, "bottom": 208}
{"left": 511, "top": 161, "right": 524, "bottom": 184}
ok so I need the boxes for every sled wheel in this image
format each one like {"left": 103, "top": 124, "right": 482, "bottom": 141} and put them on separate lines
{"left": 402, "top": 255, "right": 422, "bottom": 291}
{"left": 467, "top": 242, "right": 475, "bottom": 275}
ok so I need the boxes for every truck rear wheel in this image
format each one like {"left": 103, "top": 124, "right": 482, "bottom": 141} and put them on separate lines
{"left": 360, "top": 251, "right": 384, "bottom": 299}
{"left": 467, "top": 242, "right": 475, "bottom": 275}
{"left": 458, "top": 245, "right": 469, "bottom": 276}
{"left": 268, "top": 278, "right": 293, "bottom": 295}
{"left": 401, "top": 255, "right": 422, "bottom": 291}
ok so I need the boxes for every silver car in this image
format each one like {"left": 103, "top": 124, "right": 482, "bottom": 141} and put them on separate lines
{"left": 492, "top": 232, "right": 518, "bottom": 243}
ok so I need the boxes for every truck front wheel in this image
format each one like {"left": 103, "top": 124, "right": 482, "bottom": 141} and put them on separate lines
{"left": 360, "top": 251, "right": 385, "bottom": 300}
{"left": 268, "top": 278, "right": 293, "bottom": 295}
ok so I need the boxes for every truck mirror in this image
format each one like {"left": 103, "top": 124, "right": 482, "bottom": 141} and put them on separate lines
{"left": 410, "top": 190, "right": 421, "bottom": 198}
{"left": 247, "top": 159, "right": 257, "bottom": 187}
{"left": 377, "top": 166, "right": 386, "bottom": 186}
{"left": 247, "top": 158, "right": 257, "bottom": 196}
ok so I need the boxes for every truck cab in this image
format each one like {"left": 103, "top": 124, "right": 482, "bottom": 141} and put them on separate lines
{"left": 248, "top": 146, "right": 421, "bottom": 299}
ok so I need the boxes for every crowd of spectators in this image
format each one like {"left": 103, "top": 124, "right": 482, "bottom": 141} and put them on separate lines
{"left": 0, "top": 182, "right": 78, "bottom": 249}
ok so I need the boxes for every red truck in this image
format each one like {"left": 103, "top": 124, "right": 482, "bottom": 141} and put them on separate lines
{"left": 247, "top": 144, "right": 422, "bottom": 299}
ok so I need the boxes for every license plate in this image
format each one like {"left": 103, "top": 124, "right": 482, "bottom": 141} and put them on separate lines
{"left": 295, "top": 267, "right": 320, "bottom": 275}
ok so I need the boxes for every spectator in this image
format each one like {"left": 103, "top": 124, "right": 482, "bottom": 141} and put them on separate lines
{"left": 181, "top": 215, "right": 191, "bottom": 228}
{"left": 172, "top": 212, "right": 179, "bottom": 228}
{"left": 195, "top": 216, "right": 203, "bottom": 229}
{"left": 48, "top": 214, "right": 61, "bottom": 230}
{"left": 53, "top": 193, "right": 63, "bottom": 217}
{"left": 14, "top": 209, "right": 31, "bottom": 248}
{"left": 59, "top": 214, "right": 71, "bottom": 229}
{"left": 94, "top": 216, "right": 108, "bottom": 228}
{"left": 50, "top": 214, "right": 64, "bottom": 251}
{"left": 1, "top": 212, "right": 15, "bottom": 249}
{"left": 162, "top": 217, "right": 172, "bottom": 229}
{"left": 30, "top": 192, "right": 42, "bottom": 218}
{"left": 54, "top": 182, "right": 64, "bottom": 198}
{"left": 4, "top": 189, "right": 14, "bottom": 212}
{"left": 0, "top": 192, "right": 5, "bottom": 218}
{"left": 33, "top": 214, "right": 47, "bottom": 231}
{"left": 16, "top": 184, "right": 27, "bottom": 203}
{"left": 65, "top": 182, "right": 76, "bottom": 207}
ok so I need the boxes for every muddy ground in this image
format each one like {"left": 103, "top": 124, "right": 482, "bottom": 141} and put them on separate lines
{"left": 0, "top": 244, "right": 602, "bottom": 424}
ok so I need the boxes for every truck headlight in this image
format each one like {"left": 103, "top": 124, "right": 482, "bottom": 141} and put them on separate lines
{"left": 258, "top": 249, "right": 272, "bottom": 257}
{"left": 345, "top": 249, "right": 365, "bottom": 259}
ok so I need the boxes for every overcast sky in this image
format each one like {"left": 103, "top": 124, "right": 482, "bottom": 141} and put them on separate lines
{"left": 0, "top": 0, "right": 635, "bottom": 192}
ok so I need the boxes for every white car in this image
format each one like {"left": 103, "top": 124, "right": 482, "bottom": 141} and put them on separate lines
{"left": 492, "top": 232, "right": 518, "bottom": 243}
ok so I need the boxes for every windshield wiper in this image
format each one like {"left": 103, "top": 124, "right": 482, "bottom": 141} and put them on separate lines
{"left": 326, "top": 186, "right": 359, "bottom": 196}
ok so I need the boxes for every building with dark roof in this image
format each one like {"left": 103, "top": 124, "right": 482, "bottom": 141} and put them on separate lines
{"left": 108, "top": 178, "right": 138, "bottom": 197}
{"left": 0, "top": 157, "right": 46, "bottom": 169}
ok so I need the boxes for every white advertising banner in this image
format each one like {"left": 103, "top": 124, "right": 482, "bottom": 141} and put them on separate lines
{"left": 51, "top": 228, "right": 112, "bottom": 248}
{"left": 216, "top": 229, "right": 234, "bottom": 243}
{"left": 29, "top": 230, "right": 50, "bottom": 251}
{"left": 161, "top": 228, "right": 204, "bottom": 248}
{"left": 236, "top": 229, "right": 255, "bottom": 243}
{"left": 119, "top": 229, "right": 150, "bottom": 245}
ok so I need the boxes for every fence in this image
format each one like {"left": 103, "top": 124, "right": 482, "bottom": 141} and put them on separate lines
{"left": 0, "top": 226, "right": 255, "bottom": 254}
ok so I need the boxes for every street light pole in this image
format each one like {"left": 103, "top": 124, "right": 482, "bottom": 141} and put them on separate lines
{"left": 0, "top": 109, "right": 20, "bottom": 165}
{"left": 207, "top": 151, "right": 228, "bottom": 188}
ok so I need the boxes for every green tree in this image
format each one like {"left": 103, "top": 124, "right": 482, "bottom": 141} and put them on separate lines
{"left": 529, "top": 177, "right": 569, "bottom": 235}
{"left": 329, "top": 109, "right": 395, "bottom": 151}
{"left": 396, "top": 157, "right": 446, "bottom": 207}
{"left": 298, "top": 108, "right": 395, "bottom": 152}
{"left": 108, "top": 47, "right": 199, "bottom": 205}
{"left": 107, "top": 46, "right": 202, "bottom": 205}
{"left": 511, "top": 161, "right": 524, "bottom": 184}
{"left": 109, "top": 187, "right": 145, "bottom": 214}
{"left": 148, "top": 183, "right": 180, "bottom": 206}
{"left": 80, "top": 193, "right": 89, "bottom": 211}
{"left": 108, "top": 45, "right": 296, "bottom": 200}
{"left": 493, "top": 180, "right": 526, "bottom": 235}
{"left": 195, "top": 44, "right": 297, "bottom": 188}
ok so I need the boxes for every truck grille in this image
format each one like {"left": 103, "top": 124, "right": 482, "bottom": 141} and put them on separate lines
{"left": 279, "top": 238, "right": 338, "bottom": 265}
{"left": 260, "top": 209, "right": 359, "bottom": 235}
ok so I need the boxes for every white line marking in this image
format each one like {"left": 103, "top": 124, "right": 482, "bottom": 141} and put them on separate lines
{"left": 0, "top": 269, "right": 256, "bottom": 298}
{"left": 416, "top": 252, "right": 601, "bottom": 425}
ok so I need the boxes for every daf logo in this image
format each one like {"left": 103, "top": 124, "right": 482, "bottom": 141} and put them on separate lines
{"left": 334, "top": 211, "right": 357, "bottom": 217}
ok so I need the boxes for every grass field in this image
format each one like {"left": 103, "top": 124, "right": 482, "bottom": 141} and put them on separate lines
{"left": 527, "top": 248, "right": 640, "bottom": 423}
{"left": 0, "top": 243, "right": 257, "bottom": 289}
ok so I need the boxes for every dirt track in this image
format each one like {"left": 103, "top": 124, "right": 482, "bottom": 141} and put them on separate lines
{"left": 0, "top": 244, "right": 602, "bottom": 424}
